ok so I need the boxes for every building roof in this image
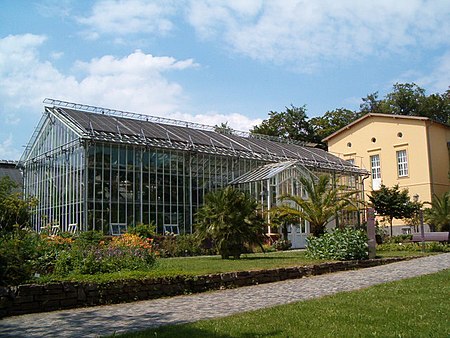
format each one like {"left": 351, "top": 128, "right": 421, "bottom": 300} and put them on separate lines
{"left": 230, "top": 160, "right": 299, "bottom": 184}
{"left": 0, "top": 160, "right": 22, "bottom": 187}
{"left": 23, "top": 99, "right": 367, "bottom": 175}
{"left": 322, "top": 113, "right": 449, "bottom": 142}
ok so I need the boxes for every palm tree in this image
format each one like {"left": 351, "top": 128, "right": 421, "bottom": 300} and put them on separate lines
{"left": 274, "top": 174, "right": 358, "bottom": 237}
{"left": 424, "top": 192, "right": 450, "bottom": 232}
{"left": 195, "top": 186, "right": 266, "bottom": 259}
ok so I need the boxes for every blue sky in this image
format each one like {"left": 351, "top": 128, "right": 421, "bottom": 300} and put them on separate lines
{"left": 1, "top": 0, "right": 449, "bottom": 160}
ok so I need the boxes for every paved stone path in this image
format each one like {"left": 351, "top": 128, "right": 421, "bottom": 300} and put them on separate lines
{"left": 1, "top": 253, "right": 449, "bottom": 337}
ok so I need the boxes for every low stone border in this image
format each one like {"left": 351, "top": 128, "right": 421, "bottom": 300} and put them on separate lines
{"left": 0, "top": 257, "right": 413, "bottom": 318}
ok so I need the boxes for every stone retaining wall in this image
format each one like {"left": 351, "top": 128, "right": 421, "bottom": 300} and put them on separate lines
{"left": 0, "top": 257, "right": 409, "bottom": 318}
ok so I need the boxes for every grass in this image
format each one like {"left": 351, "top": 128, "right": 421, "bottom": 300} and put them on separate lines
{"left": 116, "top": 268, "right": 450, "bottom": 338}
{"left": 36, "top": 249, "right": 429, "bottom": 284}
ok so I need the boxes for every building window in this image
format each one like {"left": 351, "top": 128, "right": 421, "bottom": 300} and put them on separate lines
{"left": 370, "top": 155, "right": 381, "bottom": 180}
{"left": 397, "top": 150, "right": 408, "bottom": 177}
{"left": 370, "top": 154, "right": 381, "bottom": 190}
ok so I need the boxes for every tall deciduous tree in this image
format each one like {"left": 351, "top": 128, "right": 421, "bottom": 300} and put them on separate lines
{"left": 274, "top": 174, "right": 358, "bottom": 237}
{"left": 360, "top": 92, "right": 385, "bottom": 115}
{"left": 382, "top": 82, "right": 426, "bottom": 116}
{"left": 424, "top": 192, "right": 450, "bottom": 232}
{"left": 359, "top": 83, "right": 449, "bottom": 125}
{"left": 251, "top": 105, "right": 317, "bottom": 144}
{"left": 195, "top": 186, "right": 266, "bottom": 259}
{"left": 368, "top": 185, "right": 417, "bottom": 237}
{"left": 309, "top": 108, "right": 361, "bottom": 141}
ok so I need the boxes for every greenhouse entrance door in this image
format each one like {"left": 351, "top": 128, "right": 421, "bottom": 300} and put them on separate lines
{"left": 288, "top": 222, "right": 309, "bottom": 249}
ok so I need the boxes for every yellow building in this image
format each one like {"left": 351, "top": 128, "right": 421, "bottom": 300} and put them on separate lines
{"left": 323, "top": 113, "right": 450, "bottom": 234}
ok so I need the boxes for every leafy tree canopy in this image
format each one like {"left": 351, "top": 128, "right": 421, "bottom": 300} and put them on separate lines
{"left": 309, "top": 108, "right": 361, "bottom": 141}
{"left": 0, "top": 176, "right": 36, "bottom": 233}
{"left": 368, "top": 184, "right": 417, "bottom": 237}
{"left": 250, "top": 105, "right": 317, "bottom": 144}
{"left": 214, "top": 122, "right": 233, "bottom": 134}
{"left": 360, "top": 83, "right": 449, "bottom": 124}
{"left": 252, "top": 83, "right": 448, "bottom": 147}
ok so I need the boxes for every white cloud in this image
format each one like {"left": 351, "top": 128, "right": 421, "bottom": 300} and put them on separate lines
{"left": 0, "top": 34, "right": 197, "bottom": 114}
{"left": 0, "top": 34, "right": 263, "bottom": 159}
{"left": 171, "top": 111, "right": 262, "bottom": 133}
{"left": 77, "top": 0, "right": 177, "bottom": 40}
{"left": 186, "top": 0, "right": 450, "bottom": 71}
{"left": 416, "top": 52, "right": 450, "bottom": 93}
{"left": 35, "top": 0, "right": 72, "bottom": 18}
{"left": 0, "top": 134, "right": 21, "bottom": 160}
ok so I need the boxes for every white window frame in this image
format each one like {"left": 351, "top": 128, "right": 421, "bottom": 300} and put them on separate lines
{"left": 396, "top": 149, "right": 409, "bottom": 177}
{"left": 370, "top": 155, "right": 381, "bottom": 180}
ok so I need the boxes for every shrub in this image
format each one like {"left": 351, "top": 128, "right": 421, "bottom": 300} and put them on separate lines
{"left": 377, "top": 242, "right": 450, "bottom": 252}
{"left": 384, "top": 234, "right": 412, "bottom": 244}
{"left": 54, "top": 233, "right": 156, "bottom": 276}
{"left": 128, "top": 222, "right": 156, "bottom": 239}
{"left": 155, "top": 234, "right": 214, "bottom": 257}
{"left": 75, "top": 230, "right": 104, "bottom": 249}
{"left": 195, "top": 186, "right": 266, "bottom": 259}
{"left": 33, "top": 234, "right": 74, "bottom": 274}
{"left": 306, "top": 228, "right": 368, "bottom": 260}
{"left": 0, "top": 228, "right": 41, "bottom": 286}
{"left": 272, "top": 239, "right": 292, "bottom": 251}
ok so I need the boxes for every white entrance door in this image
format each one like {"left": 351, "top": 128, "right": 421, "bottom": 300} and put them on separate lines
{"left": 288, "top": 221, "right": 309, "bottom": 249}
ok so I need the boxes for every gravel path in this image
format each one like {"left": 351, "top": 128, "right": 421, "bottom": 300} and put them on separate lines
{"left": 1, "top": 253, "right": 449, "bottom": 337}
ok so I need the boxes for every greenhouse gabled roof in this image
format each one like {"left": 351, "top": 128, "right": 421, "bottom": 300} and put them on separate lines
{"left": 229, "top": 160, "right": 300, "bottom": 184}
{"left": 26, "top": 99, "right": 368, "bottom": 175}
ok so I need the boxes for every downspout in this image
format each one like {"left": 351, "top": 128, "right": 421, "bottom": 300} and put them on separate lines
{"left": 361, "top": 173, "right": 370, "bottom": 225}
{"left": 425, "top": 121, "right": 435, "bottom": 198}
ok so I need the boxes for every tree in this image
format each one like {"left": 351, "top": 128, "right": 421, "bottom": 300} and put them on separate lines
{"left": 358, "top": 83, "right": 450, "bottom": 125}
{"left": 368, "top": 185, "right": 417, "bottom": 237}
{"left": 360, "top": 92, "right": 385, "bottom": 115}
{"left": 195, "top": 186, "right": 266, "bottom": 259}
{"left": 309, "top": 108, "right": 361, "bottom": 141}
{"left": 420, "top": 90, "right": 450, "bottom": 125}
{"left": 250, "top": 105, "right": 317, "bottom": 144}
{"left": 274, "top": 174, "right": 358, "bottom": 237}
{"left": 214, "top": 122, "right": 233, "bottom": 135}
{"left": 424, "top": 192, "right": 450, "bottom": 232}
{"left": 382, "top": 82, "right": 426, "bottom": 116}
{"left": 0, "top": 176, "right": 36, "bottom": 233}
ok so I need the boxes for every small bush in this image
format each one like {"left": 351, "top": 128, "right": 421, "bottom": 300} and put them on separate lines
{"left": 54, "top": 233, "right": 156, "bottom": 276}
{"left": 0, "top": 228, "right": 41, "bottom": 286}
{"left": 155, "top": 234, "right": 214, "bottom": 257}
{"left": 306, "top": 228, "right": 368, "bottom": 260}
{"left": 128, "top": 223, "right": 156, "bottom": 239}
{"left": 272, "top": 239, "right": 292, "bottom": 251}
{"left": 377, "top": 242, "right": 449, "bottom": 252}
{"left": 384, "top": 234, "right": 412, "bottom": 244}
{"left": 34, "top": 235, "right": 74, "bottom": 274}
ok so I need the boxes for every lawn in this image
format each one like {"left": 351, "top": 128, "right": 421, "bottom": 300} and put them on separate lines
{"left": 116, "top": 268, "right": 450, "bottom": 338}
{"left": 39, "top": 249, "right": 428, "bottom": 284}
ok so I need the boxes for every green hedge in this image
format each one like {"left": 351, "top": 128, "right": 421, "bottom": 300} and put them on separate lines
{"left": 306, "top": 228, "right": 368, "bottom": 260}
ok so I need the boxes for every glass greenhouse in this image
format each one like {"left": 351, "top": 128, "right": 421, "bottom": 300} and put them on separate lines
{"left": 19, "top": 99, "right": 367, "bottom": 238}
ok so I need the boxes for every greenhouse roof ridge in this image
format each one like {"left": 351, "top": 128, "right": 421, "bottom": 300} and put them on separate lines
{"left": 19, "top": 98, "right": 368, "bottom": 176}
{"left": 43, "top": 98, "right": 312, "bottom": 147}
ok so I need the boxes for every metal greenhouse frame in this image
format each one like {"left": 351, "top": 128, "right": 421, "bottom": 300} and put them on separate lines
{"left": 19, "top": 99, "right": 368, "bottom": 236}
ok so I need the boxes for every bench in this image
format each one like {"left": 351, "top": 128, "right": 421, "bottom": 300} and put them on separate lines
{"left": 411, "top": 232, "right": 449, "bottom": 243}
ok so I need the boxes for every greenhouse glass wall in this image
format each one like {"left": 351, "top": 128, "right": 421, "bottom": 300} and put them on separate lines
{"left": 20, "top": 99, "right": 367, "bottom": 235}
